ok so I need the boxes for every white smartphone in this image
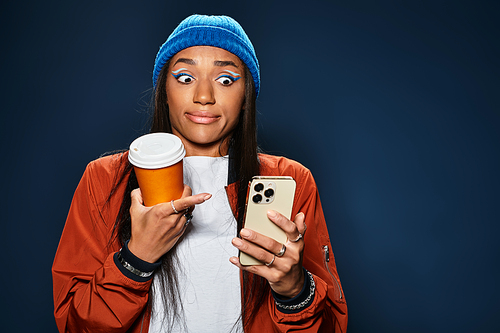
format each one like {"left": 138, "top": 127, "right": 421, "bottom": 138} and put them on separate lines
{"left": 239, "top": 176, "right": 296, "bottom": 266}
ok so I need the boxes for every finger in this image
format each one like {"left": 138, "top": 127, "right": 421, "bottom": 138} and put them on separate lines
{"left": 180, "top": 184, "right": 193, "bottom": 198}
{"left": 267, "top": 210, "right": 304, "bottom": 242}
{"left": 229, "top": 256, "right": 267, "bottom": 276}
{"left": 182, "top": 210, "right": 193, "bottom": 229}
{"left": 130, "top": 188, "right": 144, "bottom": 204}
{"left": 230, "top": 256, "right": 256, "bottom": 271}
{"left": 229, "top": 256, "right": 276, "bottom": 282}
{"left": 231, "top": 237, "right": 277, "bottom": 266}
{"left": 163, "top": 207, "right": 192, "bottom": 236}
{"left": 293, "top": 212, "right": 306, "bottom": 235}
{"left": 186, "top": 205, "right": 195, "bottom": 214}
{"left": 130, "top": 188, "right": 146, "bottom": 216}
{"left": 239, "top": 228, "right": 284, "bottom": 256}
{"left": 178, "top": 186, "right": 195, "bottom": 214}
{"left": 171, "top": 192, "right": 212, "bottom": 213}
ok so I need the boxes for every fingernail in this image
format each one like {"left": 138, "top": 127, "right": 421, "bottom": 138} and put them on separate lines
{"left": 204, "top": 194, "right": 212, "bottom": 201}
{"left": 267, "top": 210, "right": 276, "bottom": 218}
{"left": 232, "top": 238, "right": 242, "bottom": 246}
{"left": 229, "top": 257, "right": 239, "bottom": 265}
{"left": 240, "top": 229, "right": 250, "bottom": 238}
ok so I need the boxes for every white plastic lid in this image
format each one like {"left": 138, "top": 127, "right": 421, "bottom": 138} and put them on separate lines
{"left": 128, "top": 133, "right": 186, "bottom": 169}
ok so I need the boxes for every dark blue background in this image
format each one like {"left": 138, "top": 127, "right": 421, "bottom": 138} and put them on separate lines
{"left": 1, "top": 1, "right": 498, "bottom": 332}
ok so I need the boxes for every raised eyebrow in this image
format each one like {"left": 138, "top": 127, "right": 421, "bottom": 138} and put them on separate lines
{"left": 214, "top": 60, "right": 239, "bottom": 68}
{"left": 174, "top": 58, "right": 197, "bottom": 66}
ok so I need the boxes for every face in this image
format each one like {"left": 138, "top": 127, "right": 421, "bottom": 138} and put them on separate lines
{"left": 165, "top": 46, "right": 246, "bottom": 157}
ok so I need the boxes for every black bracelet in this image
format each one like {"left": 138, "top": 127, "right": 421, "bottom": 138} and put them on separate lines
{"left": 117, "top": 249, "right": 155, "bottom": 278}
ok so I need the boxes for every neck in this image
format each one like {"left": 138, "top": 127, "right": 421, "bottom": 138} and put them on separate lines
{"left": 182, "top": 138, "right": 230, "bottom": 157}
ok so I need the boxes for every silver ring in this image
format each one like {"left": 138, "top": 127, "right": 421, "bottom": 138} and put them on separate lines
{"left": 265, "top": 255, "right": 276, "bottom": 267}
{"left": 290, "top": 233, "right": 303, "bottom": 242}
{"left": 171, "top": 200, "right": 180, "bottom": 214}
{"left": 275, "top": 244, "right": 286, "bottom": 257}
{"left": 183, "top": 212, "right": 193, "bottom": 226}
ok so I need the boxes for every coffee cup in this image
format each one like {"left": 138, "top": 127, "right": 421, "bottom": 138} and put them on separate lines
{"left": 128, "top": 133, "right": 186, "bottom": 207}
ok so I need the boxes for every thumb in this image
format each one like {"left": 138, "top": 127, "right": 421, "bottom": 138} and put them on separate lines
{"left": 294, "top": 212, "right": 306, "bottom": 235}
{"left": 181, "top": 184, "right": 193, "bottom": 198}
{"left": 130, "top": 188, "right": 144, "bottom": 206}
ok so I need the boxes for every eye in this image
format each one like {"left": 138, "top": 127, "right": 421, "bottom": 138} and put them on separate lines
{"left": 215, "top": 75, "right": 238, "bottom": 86}
{"left": 172, "top": 73, "right": 195, "bottom": 84}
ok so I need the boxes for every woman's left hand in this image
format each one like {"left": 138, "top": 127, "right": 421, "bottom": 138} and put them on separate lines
{"left": 230, "top": 211, "right": 306, "bottom": 298}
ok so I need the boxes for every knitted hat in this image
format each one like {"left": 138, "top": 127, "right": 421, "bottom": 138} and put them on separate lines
{"left": 152, "top": 14, "right": 260, "bottom": 97}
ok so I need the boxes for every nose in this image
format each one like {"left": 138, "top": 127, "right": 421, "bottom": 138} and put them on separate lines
{"left": 193, "top": 77, "right": 215, "bottom": 105}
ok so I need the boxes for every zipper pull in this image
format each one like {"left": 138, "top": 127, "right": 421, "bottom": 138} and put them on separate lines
{"left": 323, "top": 245, "right": 330, "bottom": 262}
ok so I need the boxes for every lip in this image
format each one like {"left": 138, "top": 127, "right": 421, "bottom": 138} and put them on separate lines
{"left": 185, "top": 111, "right": 220, "bottom": 124}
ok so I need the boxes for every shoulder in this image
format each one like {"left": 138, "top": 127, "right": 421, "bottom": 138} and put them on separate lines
{"left": 259, "top": 153, "right": 319, "bottom": 211}
{"left": 85, "top": 152, "right": 129, "bottom": 180}
{"left": 259, "top": 153, "right": 311, "bottom": 178}
{"left": 79, "top": 152, "right": 130, "bottom": 200}
{"left": 258, "top": 153, "right": 316, "bottom": 187}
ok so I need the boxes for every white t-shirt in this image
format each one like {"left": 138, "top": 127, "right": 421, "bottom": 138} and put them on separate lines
{"left": 149, "top": 156, "right": 243, "bottom": 332}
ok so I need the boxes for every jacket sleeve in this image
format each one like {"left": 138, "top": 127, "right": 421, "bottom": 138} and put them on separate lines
{"left": 52, "top": 159, "right": 151, "bottom": 333}
{"left": 268, "top": 166, "right": 348, "bottom": 332}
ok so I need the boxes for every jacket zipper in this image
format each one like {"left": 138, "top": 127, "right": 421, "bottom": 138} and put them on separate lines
{"left": 323, "top": 245, "right": 343, "bottom": 301}
{"left": 139, "top": 308, "right": 146, "bottom": 333}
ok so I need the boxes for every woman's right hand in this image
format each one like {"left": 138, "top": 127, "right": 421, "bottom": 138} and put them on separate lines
{"left": 128, "top": 185, "right": 211, "bottom": 263}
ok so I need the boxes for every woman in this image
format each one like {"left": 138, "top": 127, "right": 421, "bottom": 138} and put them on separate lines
{"left": 52, "top": 14, "right": 347, "bottom": 332}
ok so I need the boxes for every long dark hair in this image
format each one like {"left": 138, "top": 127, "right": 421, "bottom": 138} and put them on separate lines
{"left": 108, "top": 60, "right": 266, "bottom": 331}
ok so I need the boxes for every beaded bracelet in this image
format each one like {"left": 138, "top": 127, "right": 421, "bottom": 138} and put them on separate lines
{"left": 117, "top": 249, "right": 155, "bottom": 278}
{"left": 275, "top": 271, "right": 316, "bottom": 311}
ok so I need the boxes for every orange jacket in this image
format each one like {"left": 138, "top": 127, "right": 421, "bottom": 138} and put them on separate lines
{"left": 52, "top": 153, "right": 347, "bottom": 332}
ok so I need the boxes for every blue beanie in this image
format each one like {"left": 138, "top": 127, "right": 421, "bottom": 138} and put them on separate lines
{"left": 153, "top": 15, "right": 260, "bottom": 97}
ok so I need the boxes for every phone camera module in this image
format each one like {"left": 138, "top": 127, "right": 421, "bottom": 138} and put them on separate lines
{"left": 250, "top": 180, "right": 276, "bottom": 204}
{"left": 252, "top": 194, "right": 262, "bottom": 203}
{"left": 264, "top": 188, "right": 274, "bottom": 198}
{"left": 254, "top": 183, "right": 264, "bottom": 192}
